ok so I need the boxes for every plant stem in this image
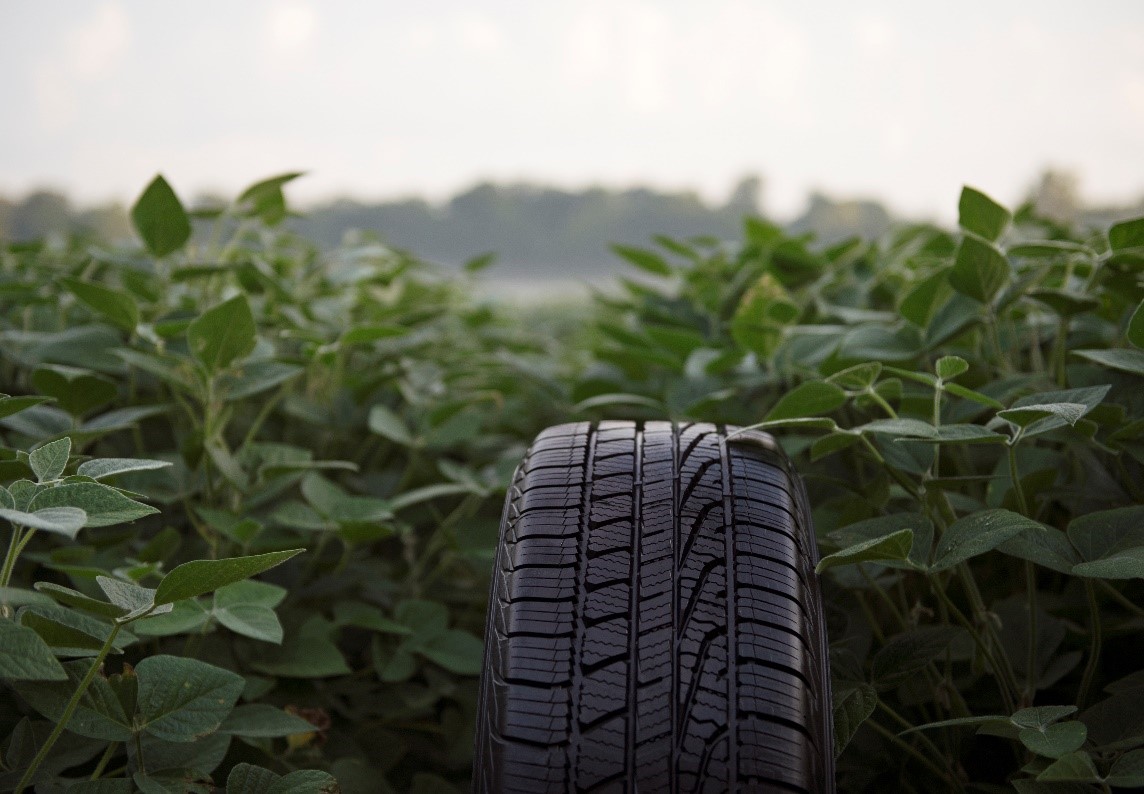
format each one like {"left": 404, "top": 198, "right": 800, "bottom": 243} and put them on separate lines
{"left": 1077, "top": 580, "right": 1102, "bottom": 709}
{"left": 931, "top": 580, "right": 1017, "bottom": 713}
{"left": 1007, "top": 444, "right": 1030, "bottom": 516}
{"left": 89, "top": 742, "right": 118, "bottom": 779}
{"left": 0, "top": 525, "right": 24, "bottom": 591}
{"left": 865, "top": 718, "right": 960, "bottom": 791}
{"left": 1024, "top": 561, "right": 1038, "bottom": 705}
{"left": 16, "top": 623, "right": 122, "bottom": 794}
{"left": 878, "top": 701, "right": 954, "bottom": 781}
{"left": 1097, "top": 580, "right": 1144, "bottom": 618}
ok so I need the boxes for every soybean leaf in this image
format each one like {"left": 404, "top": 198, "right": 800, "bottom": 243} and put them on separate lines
{"left": 214, "top": 604, "right": 283, "bottom": 644}
{"left": 871, "top": 625, "right": 966, "bottom": 688}
{"left": 828, "top": 513, "right": 933, "bottom": 569}
{"left": 187, "top": 295, "right": 257, "bottom": 373}
{"left": 1130, "top": 300, "right": 1144, "bottom": 349}
{"left": 59, "top": 277, "right": 140, "bottom": 331}
{"left": 833, "top": 683, "right": 877, "bottom": 757}
{"left": 766, "top": 381, "right": 846, "bottom": 421}
{"left": 28, "top": 482, "right": 158, "bottom": 527}
{"left": 248, "top": 615, "right": 349, "bottom": 678}
{"left": 1006, "top": 385, "right": 1110, "bottom": 438}
{"left": 417, "top": 629, "right": 484, "bottom": 675}
{"left": 958, "top": 186, "right": 1011, "bottom": 242}
{"left": 29, "top": 436, "right": 71, "bottom": 482}
{"left": 97, "top": 576, "right": 160, "bottom": 615}
{"left": 1072, "top": 348, "right": 1144, "bottom": 377}
{"left": 930, "top": 509, "right": 1042, "bottom": 572}
{"left": 14, "top": 658, "right": 135, "bottom": 740}
{"left": 610, "top": 244, "right": 672, "bottom": 276}
{"left": 950, "top": 234, "right": 1009, "bottom": 304}
{"left": 998, "top": 525, "right": 1081, "bottom": 575}
{"left": 135, "top": 655, "right": 244, "bottom": 742}
{"left": 32, "top": 365, "right": 118, "bottom": 417}
{"left": 816, "top": 529, "right": 914, "bottom": 573}
{"left": 301, "top": 473, "right": 392, "bottom": 525}
{"left": 20, "top": 608, "right": 111, "bottom": 654}
{"left": 999, "top": 402, "right": 1088, "bottom": 431}
{"left": 35, "top": 581, "right": 125, "bottom": 619}
{"left": 131, "top": 599, "right": 211, "bottom": 637}
{"left": 825, "top": 362, "right": 882, "bottom": 391}
{"left": 1012, "top": 705, "right": 1079, "bottom": 729}
{"left": 1107, "top": 749, "right": 1144, "bottom": 787}
{"left": 898, "top": 715, "right": 1009, "bottom": 735}
{"left": 1030, "top": 289, "right": 1100, "bottom": 318}
{"left": 0, "top": 506, "right": 86, "bottom": 539}
{"left": 154, "top": 549, "right": 302, "bottom": 606}
{"left": 1069, "top": 506, "right": 1144, "bottom": 579}
{"left": 217, "top": 704, "right": 314, "bottom": 738}
{"left": 1036, "top": 751, "right": 1100, "bottom": 782}
{"left": 1020, "top": 722, "right": 1088, "bottom": 760}
{"left": 1109, "top": 217, "right": 1144, "bottom": 252}
{"left": 944, "top": 382, "right": 1005, "bottom": 409}
{"left": 856, "top": 418, "right": 937, "bottom": 439}
{"left": 368, "top": 404, "right": 416, "bottom": 446}
{"left": 572, "top": 393, "right": 665, "bottom": 412}
{"left": 77, "top": 458, "right": 173, "bottom": 480}
{"left": 132, "top": 175, "right": 191, "bottom": 257}
{"left": 227, "top": 764, "right": 280, "bottom": 794}
{"left": 936, "top": 355, "right": 969, "bottom": 380}
{"left": 236, "top": 172, "right": 303, "bottom": 226}
{"left": 0, "top": 619, "right": 68, "bottom": 680}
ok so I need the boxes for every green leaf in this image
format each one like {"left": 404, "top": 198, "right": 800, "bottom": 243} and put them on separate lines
{"left": 1068, "top": 506, "right": 1144, "bottom": 579}
{"left": 77, "top": 458, "right": 173, "bottom": 480}
{"left": 816, "top": 529, "right": 914, "bottom": 573}
{"left": 131, "top": 598, "right": 211, "bottom": 637}
{"left": 1020, "top": 721, "right": 1088, "bottom": 760}
{"left": 999, "top": 402, "right": 1088, "bottom": 431}
{"left": 0, "top": 506, "right": 86, "bottom": 539}
{"left": 732, "top": 417, "right": 839, "bottom": 434}
{"left": 871, "top": 625, "right": 966, "bottom": 688}
{"left": 154, "top": 549, "right": 303, "bottom": 605}
{"left": 301, "top": 473, "right": 392, "bottom": 525}
{"left": 187, "top": 295, "right": 257, "bottom": 373}
{"left": 930, "top": 509, "right": 1042, "bottom": 572}
{"left": 135, "top": 655, "right": 244, "bottom": 742}
{"left": 219, "top": 359, "right": 304, "bottom": 400}
{"left": 32, "top": 365, "right": 118, "bottom": 417}
{"left": 217, "top": 704, "right": 315, "bottom": 737}
{"left": 1107, "top": 749, "right": 1144, "bottom": 787}
{"left": 59, "top": 277, "right": 140, "bottom": 331}
{"left": 833, "top": 683, "right": 877, "bottom": 757}
{"left": 236, "top": 172, "right": 303, "bottom": 226}
{"left": 958, "top": 186, "right": 1011, "bottom": 242}
{"left": 97, "top": 576, "right": 169, "bottom": 622}
{"left": 227, "top": 764, "right": 280, "bottom": 794}
{"left": 935, "top": 355, "right": 969, "bottom": 380}
{"left": 950, "top": 234, "right": 1009, "bottom": 304}
{"left": 29, "top": 436, "right": 71, "bottom": 482}
{"left": 215, "top": 604, "right": 283, "bottom": 644}
{"left": 34, "top": 581, "right": 125, "bottom": 619}
{"left": 1109, "top": 216, "right": 1144, "bottom": 252}
{"left": 898, "top": 714, "right": 1009, "bottom": 735}
{"left": 249, "top": 615, "right": 349, "bottom": 678}
{"left": 1072, "top": 348, "right": 1144, "bottom": 377}
{"left": 20, "top": 607, "right": 109, "bottom": 654}
{"left": 0, "top": 394, "right": 53, "bottom": 420}
{"left": 998, "top": 525, "right": 1081, "bottom": 575}
{"left": 1129, "top": 300, "right": 1144, "bottom": 349}
{"left": 1030, "top": 289, "right": 1100, "bottom": 318}
{"left": 943, "top": 382, "right": 1005, "bottom": 409}
{"left": 571, "top": 393, "right": 665, "bottom": 412}
{"left": 0, "top": 619, "right": 68, "bottom": 680}
{"left": 828, "top": 513, "right": 933, "bottom": 570}
{"left": 28, "top": 481, "right": 158, "bottom": 527}
{"left": 856, "top": 418, "right": 937, "bottom": 439}
{"left": 339, "top": 324, "right": 409, "bottom": 346}
{"left": 132, "top": 174, "right": 191, "bottom": 257}
{"left": 417, "top": 628, "right": 484, "bottom": 675}
{"left": 14, "top": 658, "right": 134, "bottom": 740}
{"left": 1007, "top": 385, "right": 1110, "bottom": 438}
{"left": 1036, "top": 751, "right": 1100, "bottom": 782}
{"left": 765, "top": 381, "right": 846, "bottom": 421}
{"left": 610, "top": 244, "right": 672, "bottom": 276}
{"left": 1012, "top": 705, "right": 1079, "bottom": 729}
{"left": 825, "top": 362, "right": 882, "bottom": 391}
{"left": 368, "top": 404, "right": 416, "bottom": 446}
{"left": 929, "top": 424, "right": 1009, "bottom": 444}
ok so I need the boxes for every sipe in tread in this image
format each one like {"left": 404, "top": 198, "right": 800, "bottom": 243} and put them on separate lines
{"left": 474, "top": 421, "right": 834, "bottom": 793}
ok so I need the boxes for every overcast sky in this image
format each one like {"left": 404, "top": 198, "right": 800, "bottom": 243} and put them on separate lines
{"left": 2, "top": 0, "right": 1142, "bottom": 220}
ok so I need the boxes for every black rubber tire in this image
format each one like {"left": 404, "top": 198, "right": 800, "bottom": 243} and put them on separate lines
{"left": 474, "top": 421, "right": 834, "bottom": 793}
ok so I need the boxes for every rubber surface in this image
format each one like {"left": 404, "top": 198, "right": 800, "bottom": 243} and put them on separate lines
{"left": 474, "top": 421, "right": 834, "bottom": 793}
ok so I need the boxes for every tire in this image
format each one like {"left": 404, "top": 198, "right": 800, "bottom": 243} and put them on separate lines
{"left": 474, "top": 421, "right": 834, "bottom": 793}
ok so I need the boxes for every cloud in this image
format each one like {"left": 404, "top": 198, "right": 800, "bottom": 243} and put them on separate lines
{"left": 33, "top": 1, "right": 131, "bottom": 134}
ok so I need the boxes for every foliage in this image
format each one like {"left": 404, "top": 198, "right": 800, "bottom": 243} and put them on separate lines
{"left": 0, "top": 174, "right": 572, "bottom": 792}
{"left": 583, "top": 191, "right": 1144, "bottom": 791}
{"left": 1, "top": 172, "right": 1142, "bottom": 792}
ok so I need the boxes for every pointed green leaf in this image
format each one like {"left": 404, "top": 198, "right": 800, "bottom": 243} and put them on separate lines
{"left": 28, "top": 482, "right": 158, "bottom": 527}
{"left": 1072, "top": 348, "right": 1144, "bottom": 377}
{"left": 1007, "top": 385, "right": 1110, "bottom": 438}
{"left": 367, "top": 404, "right": 415, "bottom": 446}
{"left": 610, "top": 244, "right": 672, "bottom": 276}
{"left": 825, "top": 362, "right": 882, "bottom": 391}
{"left": 1068, "top": 506, "right": 1144, "bottom": 579}
{"left": 958, "top": 186, "right": 1011, "bottom": 242}
{"left": 999, "top": 402, "right": 1088, "bottom": 430}
{"left": 97, "top": 576, "right": 157, "bottom": 613}
{"left": 1011, "top": 705, "right": 1079, "bottom": 729}
{"left": 765, "top": 381, "right": 846, "bottom": 421}
{"left": 0, "top": 394, "right": 54, "bottom": 420}
{"left": 833, "top": 684, "right": 877, "bottom": 757}
{"left": 215, "top": 605, "right": 283, "bottom": 644}
{"left": 898, "top": 714, "right": 1009, "bottom": 735}
{"left": 132, "top": 174, "right": 191, "bottom": 257}
{"left": 187, "top": 295, "right": 257, "bottom": 373}
{"left": 930, "top": 509, "right": 1042, "bottom": 572}
{"left": 217, "top": 704, "right": 315, "bottom": 738}
{"left": 14, "top": 658, "right": 134, "bottom": 740}
{"left": 135, "top": 655, "right": 244, "bottom": 741}
{"left": 816, "top": 529, "right": 914, "bottom": 573}
{"left": 154, "top": 549, "right": 303, "bottom": 606}
{"left": 943, "top": 382, "right": 1005, "bottom": 409}
{"left": 1107, "top": 749, "right": 1144, "bottom": 787}
{"left": 950, "top": 234, "right": 1009, "bottom": 304}
{"left": 0, "top": 619, "right": 68, "bottom": 680}
{"left": 417, "top": 628, "right": 484, "bottom": 675}
{"left": 0, "top": 506, "right": 86, "bottom": 538}
{"left": 1109, "top": 217, "right": 1144, "bottom": 252}
{"left": 29, "top": 437, "right": 71, "bottom": 483}
{"left": 871, "top": 625, "right": 966, "bottom": 688}
{"left": 828, "top": 513, "right": 933, "bottom": 569}
{"left": 236, "top": 172, "right": 304, "bottom": 226}
{"left": 35, "top": 581, "right": 125, "bottom": 619}
{"left": 77, "top": 458, "right": 173, "bottom": 480}
{"left": 1036, "top": 751, "right": 1100, "bottom": 782}
{"left": 1129, "top": 300, "right": 1144, "bottom": 349}
{"left": 32, "top": 365, "right": 118, "bottom": 417}
{"left": 59, "top": 277, "right": 140, "bottom": 331}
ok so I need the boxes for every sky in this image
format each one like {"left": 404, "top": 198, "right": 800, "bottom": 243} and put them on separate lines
{"left": 1, "top": 0, "right": 1143, "bottom": 221}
